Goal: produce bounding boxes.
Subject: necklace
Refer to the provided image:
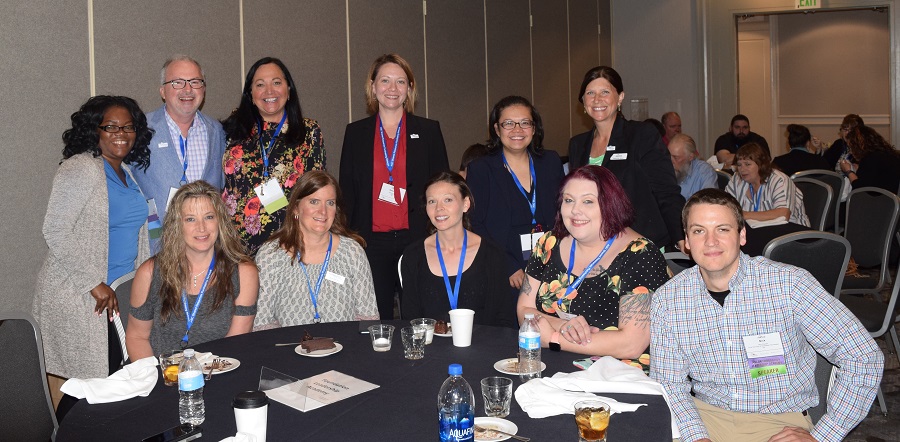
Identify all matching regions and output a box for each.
[191,270,207,288]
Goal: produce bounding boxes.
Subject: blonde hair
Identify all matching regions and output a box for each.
[365,53,417,115]
[156,181,253,323]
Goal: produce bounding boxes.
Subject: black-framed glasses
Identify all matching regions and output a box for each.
[163,78,206,89]
[98,124,136,133]
[499,119,534,130]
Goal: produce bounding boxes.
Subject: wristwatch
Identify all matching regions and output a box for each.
[549,331,561,352]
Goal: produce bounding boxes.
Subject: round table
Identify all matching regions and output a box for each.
[56,321,672,441]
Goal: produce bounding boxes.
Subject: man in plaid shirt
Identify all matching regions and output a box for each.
[650,189,883,442]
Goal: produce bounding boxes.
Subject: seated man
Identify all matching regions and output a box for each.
[668,133,717,200]
[650,189,883,442]
[714,114,770,168]
[772,124,829,176]
[662,111,682,145]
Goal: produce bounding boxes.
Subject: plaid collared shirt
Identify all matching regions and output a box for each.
[650,253,883,442]
[165,111,209,182]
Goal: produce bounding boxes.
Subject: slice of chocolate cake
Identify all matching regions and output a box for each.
[300,337,335,352]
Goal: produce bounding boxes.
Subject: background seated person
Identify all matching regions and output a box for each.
[668,133,718,200]
[516,165,669,357]
[126,181,258,360]
[401,172,515,327]
[714,114,770,168]
[840,125,900,193]
[823,114,864,171]
[254,171,378,329]
[726,143,809,227]
[772,124,829,176]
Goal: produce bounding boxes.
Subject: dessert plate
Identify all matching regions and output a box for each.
[434,325,452,337]
[474,417,519,441]
[493,358,546,375]
[295,342,344,357]
[202,357,240,375]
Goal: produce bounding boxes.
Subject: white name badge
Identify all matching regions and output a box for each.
[325,271,346,285]
[410,134,420,139]
[378,183,406,205]
[520,232,544,253]
[742,332,785,359]
[254,179,289,213]
[158,142,169,148]
[166,187,179,210]
[610,153,628,160]
[606,145,616,151]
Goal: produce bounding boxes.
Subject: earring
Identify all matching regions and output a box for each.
[294,215,299,220]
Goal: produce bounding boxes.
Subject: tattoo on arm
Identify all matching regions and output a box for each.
[519,276,532,296]
[619,289,651,329]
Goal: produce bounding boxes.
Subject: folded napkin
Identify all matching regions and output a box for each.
[745,216,787,228]
[516,356,680,438]
[218,432,259,442]
[193,351,218,365]
[60,356,158,404]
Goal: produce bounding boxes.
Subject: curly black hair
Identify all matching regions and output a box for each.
[62,95,153,171]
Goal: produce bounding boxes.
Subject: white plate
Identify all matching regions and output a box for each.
[295,342,343,357]
[474,417,518,441]
[202,357,240,375]
[434,325,452,337]
[493,358,546,376]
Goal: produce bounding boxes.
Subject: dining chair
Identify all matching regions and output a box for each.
[663,251,694,276]
[793,178,832,231]
[763,231,850,297]
[714,169,731,190]
[110,271,135,367]
[841,187,900,301]
[792,170,845,233]
[0,310,59,441]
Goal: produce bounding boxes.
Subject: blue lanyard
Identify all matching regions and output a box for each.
[298,233,333,323]
[502,153,537,226]
[435,230,467,310]
[181,256,216,348]
[560,236,616,307]
[257,113,287,179]
[749,183,764,212]
[178,135,188,185]
[378,115,402,184]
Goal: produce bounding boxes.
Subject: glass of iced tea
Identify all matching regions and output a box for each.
[574,399,610,442]
[158,350,183,386]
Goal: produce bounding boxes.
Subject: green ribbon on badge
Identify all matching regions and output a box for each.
[749,364,787,379]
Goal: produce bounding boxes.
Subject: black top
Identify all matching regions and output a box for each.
[400,236,516,328]
[568,116,685,247]
[822,138,851,170]
[713,131,770,155]
[852,150,900,192]
[772,149,830,176]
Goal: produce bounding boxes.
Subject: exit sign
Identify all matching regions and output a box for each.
[796,0,821,9]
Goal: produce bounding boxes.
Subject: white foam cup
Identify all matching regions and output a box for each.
[448,309,475,347]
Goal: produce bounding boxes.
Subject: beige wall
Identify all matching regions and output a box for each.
[0,1,611,313]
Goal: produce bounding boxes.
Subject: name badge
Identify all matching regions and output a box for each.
[254,179,289,213]
[147,199,162,240]
[606,145,616,151]
[166,187,179,211]
[378,182,406,205]
[742,332,787,378]
[325,271,346,285]
[158,142,169,148]
[410,134,420,139]
[520,232,543,261]
[610,153,628,160]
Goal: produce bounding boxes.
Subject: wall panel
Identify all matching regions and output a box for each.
[570,0,605,137]
[486,0,532,106]
[532,1,571,153]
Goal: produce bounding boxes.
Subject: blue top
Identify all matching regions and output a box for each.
[105,159,148,283]
[679,159,719,200]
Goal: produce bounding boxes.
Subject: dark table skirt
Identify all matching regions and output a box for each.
[743,222,813,257]
[56,321,672,441]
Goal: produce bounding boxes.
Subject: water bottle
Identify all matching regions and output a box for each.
[518,313,541,381]
[438,364,475,442]
[178,348,205,425]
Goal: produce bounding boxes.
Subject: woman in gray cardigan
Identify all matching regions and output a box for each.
[33,96,153,382]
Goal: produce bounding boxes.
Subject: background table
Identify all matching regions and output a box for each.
[56,321,672,441]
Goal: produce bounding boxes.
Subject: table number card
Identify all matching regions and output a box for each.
[266,370,379,412]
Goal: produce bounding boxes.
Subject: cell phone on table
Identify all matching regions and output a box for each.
[141,424,202,442]
[359,320,381,333]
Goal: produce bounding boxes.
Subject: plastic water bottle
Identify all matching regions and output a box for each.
[178,348,205,425]
[518,313,542,381]
[438,364,475,442]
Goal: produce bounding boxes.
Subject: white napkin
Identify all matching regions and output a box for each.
[218,432,258,442]
[706,155,724,169]
[515,378,644,418]
[745,216,787,228]
[193,351,218,365]
[60,356,159,404]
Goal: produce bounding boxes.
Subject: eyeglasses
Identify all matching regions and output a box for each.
[98,124,136,133]
[163,78,206,89]
[498,119,534,130]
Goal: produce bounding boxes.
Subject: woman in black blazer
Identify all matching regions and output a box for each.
[567,66,685,250]
[339,53,449,320]
[467,96,563,293]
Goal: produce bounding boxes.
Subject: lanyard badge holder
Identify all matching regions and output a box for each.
[181,256,217,348]
[298,233,333,323]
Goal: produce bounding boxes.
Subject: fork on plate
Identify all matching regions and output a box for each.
[205,358,222,380]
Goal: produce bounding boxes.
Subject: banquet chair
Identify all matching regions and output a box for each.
[763,231,850,297]
[714,169,731,190]
[809,353,836,424]
[792,170,845,233]
[0,310,59,441]
[663,251,694,276]
[110,271,135,366]
[841,187,900,301]
[793,178,832,231]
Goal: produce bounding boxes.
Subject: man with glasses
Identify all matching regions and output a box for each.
[133,55,226,252]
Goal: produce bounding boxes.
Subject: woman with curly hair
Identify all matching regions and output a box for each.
[254,171,377,329]
[33,95,154,383]
[126,181,259,360]
[840,125,900,193]
[222,57,326,256]
[516,165,669,357]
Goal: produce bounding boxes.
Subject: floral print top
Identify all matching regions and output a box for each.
[223,118,325,255]
[525,232,669,329]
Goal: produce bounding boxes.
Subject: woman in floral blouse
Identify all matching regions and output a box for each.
[516,165,669,357]
[222,57,325,255]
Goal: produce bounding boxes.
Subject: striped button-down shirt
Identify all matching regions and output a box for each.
[650,254,883,442]
[165,111,209,183]
[726,169,810,227]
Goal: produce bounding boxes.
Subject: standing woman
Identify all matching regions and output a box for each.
[126,181,259,359]
[222,57,325,256]
[34,95,152,381]
[401,172,515,328]
[339,54,449,320]
[467,96,564,292]
[568,66,685,251]
[254,171,378,329]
